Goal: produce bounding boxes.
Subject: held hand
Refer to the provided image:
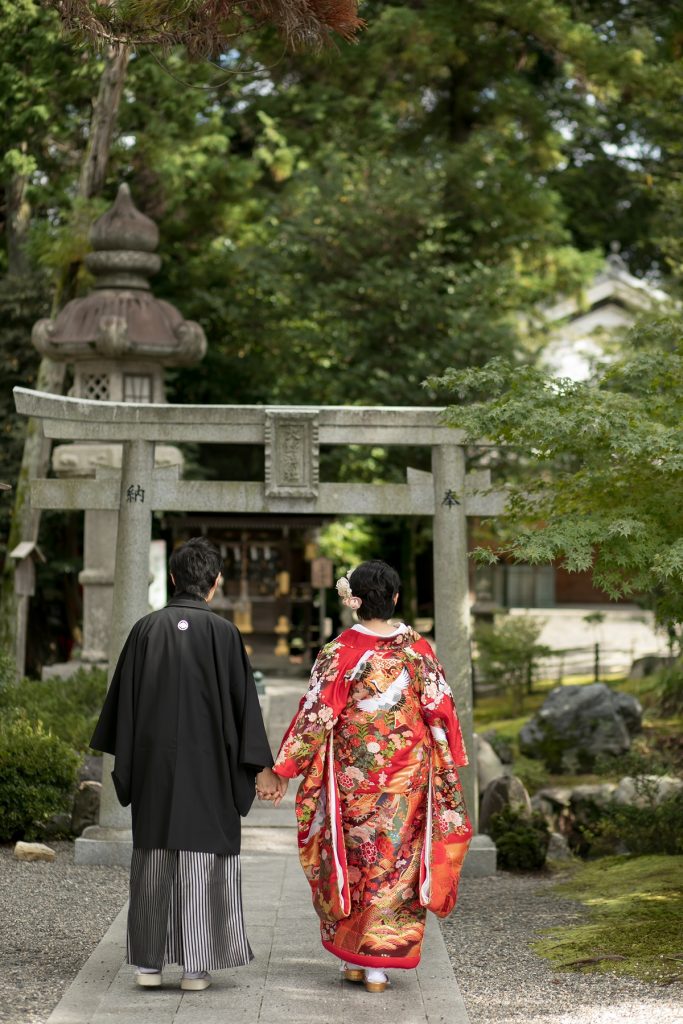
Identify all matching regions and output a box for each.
[255,767,280,801]
[271,774,288,808]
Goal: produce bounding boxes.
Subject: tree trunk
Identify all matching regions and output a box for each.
[7,144,32,278]
[57,44,130,310]
[0,45,129,675]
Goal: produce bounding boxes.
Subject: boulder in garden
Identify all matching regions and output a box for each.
[518,683,642,772]
[479,775,532,834]
[547,831,573,861]
[531,786,573,834]
[614,775,683,808]
[14,842,56,863]
[71,780,102,835]
[476,735,508,792]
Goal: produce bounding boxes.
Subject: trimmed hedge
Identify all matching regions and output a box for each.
[0,665,107,751]
[0,711,80,841]
[487,805,551,871]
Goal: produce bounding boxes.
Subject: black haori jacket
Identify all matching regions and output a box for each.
[90,593,274,855]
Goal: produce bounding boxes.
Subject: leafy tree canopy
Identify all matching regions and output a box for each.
[2,0,683,658]
[429,314,683,633]
[5,0,681,415]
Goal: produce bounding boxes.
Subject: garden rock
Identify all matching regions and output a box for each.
[547,831,573,861]
[14,842,56,862]
[518,683,642,771]
[71,780,102,835]
[480,775,532,834]
[531,786,572,834]
[570,783,617,810]
[567,783,617,854]
[612,692,643,735]
[628,654,675,680]
[614,774,683,808]
[41,813,73,840]
[482,729,514,764]
[476,735,508,791]
[78,754,103,784]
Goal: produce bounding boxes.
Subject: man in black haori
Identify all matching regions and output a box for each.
[91,537,282,991]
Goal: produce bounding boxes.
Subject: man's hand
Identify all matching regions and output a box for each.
[256,768,288,807]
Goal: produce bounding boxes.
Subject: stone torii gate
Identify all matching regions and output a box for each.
[14,386,505,874]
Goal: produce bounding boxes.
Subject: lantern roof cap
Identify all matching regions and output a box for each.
[90,182,159,254]
[31,184,206,368]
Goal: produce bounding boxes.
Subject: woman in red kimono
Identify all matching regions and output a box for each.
[272,560,471,993]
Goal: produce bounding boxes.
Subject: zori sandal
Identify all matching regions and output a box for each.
[364,968,389,993]
[341,963,365,983]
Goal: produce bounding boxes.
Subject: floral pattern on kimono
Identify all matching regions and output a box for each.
[273,627,472,969]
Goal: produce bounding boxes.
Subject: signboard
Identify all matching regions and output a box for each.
[310,556,334,589]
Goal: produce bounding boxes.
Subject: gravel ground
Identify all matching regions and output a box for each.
[442,872,683,1024]
[0,842,128,1024]
[2,841,681,1024]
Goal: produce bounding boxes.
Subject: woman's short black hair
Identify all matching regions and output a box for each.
[348,560,401,621]
[169,537,223,598]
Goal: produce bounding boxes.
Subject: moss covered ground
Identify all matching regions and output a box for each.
[533,855,683,984]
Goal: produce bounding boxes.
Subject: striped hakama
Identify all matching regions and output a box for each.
[127,849,253,972]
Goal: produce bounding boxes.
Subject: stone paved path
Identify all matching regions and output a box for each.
[46,677,471,1024]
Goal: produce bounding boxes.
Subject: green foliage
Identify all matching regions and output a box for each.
[657,660,683,717]
[594,741,678,781]
[588,791,683,858]
[487,805,550,871]
[534,855,683,983]
[0,275,49,556]
[0,666,108,751]
[0,711,79,841]
[0,0,103,276]
[475,615,551,714]
[432,315,683,631]
[0,646,15,691]
[47,0,362,55]
[3,0,683,662]
[511,755,550,795]
[318,517,378,575]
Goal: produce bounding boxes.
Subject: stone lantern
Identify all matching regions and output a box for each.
[32,184,206,668]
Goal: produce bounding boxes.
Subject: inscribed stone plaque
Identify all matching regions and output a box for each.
[265,410,319,498]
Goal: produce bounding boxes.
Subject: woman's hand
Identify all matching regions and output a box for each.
[256,768,288,807]
[272,774,288,807]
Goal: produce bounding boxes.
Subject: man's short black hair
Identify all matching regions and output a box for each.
[348,560,401,621]
[169,537,223,598]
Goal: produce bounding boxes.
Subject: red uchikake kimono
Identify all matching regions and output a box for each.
[273,626,472,970]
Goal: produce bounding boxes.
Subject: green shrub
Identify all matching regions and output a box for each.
[0,666,107,751]
[475,616,551,714]
[512,755,549,795]
[657,661,683,717]
[0,711,80,841]
[594,744,677,780]
[0,646,15,692]
[587,791,683,857]
[487,805,550,871]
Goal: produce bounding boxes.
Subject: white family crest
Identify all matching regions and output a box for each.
[177,619,189,631]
